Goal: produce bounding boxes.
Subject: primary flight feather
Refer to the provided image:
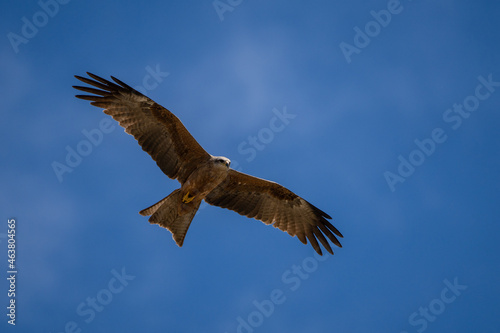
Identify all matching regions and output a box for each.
[73,73,343,255]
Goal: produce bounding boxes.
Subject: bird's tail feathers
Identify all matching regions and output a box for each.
[139,194,171,216]
[139,189,200,247]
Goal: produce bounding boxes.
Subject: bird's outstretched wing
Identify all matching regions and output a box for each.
[73,73,210,183]
[205,170,343,255]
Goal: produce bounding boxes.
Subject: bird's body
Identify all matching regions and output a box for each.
[74,73,343,255]
[177,156,230,215]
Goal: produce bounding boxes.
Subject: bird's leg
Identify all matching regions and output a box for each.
[182,191,195,203]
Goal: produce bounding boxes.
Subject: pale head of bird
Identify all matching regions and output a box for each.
[212,156,231,169]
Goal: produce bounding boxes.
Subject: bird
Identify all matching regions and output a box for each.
[73,72,343,255]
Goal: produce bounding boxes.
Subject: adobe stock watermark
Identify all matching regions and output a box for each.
[52,64,169,183]
[198,106,295,212]
[52,118,116,183]
[133,64,170,95]
[231,106,296,171]
[213,0,244,21]
[50,267,135,333]
[224,252,331,333]
[339,0,408,64]
[7,0,72,54]
[400,277,467,333]
[384,73,500,192]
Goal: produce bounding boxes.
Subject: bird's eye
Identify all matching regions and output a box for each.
[215,158,229,167]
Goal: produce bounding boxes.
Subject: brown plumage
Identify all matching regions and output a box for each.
[73,72,343,255]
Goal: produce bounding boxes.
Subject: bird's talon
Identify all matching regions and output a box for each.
[182,192,194,203]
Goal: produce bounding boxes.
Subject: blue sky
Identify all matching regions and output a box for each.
[1,0,500,332]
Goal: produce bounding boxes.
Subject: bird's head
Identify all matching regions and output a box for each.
[212,156,231,169]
